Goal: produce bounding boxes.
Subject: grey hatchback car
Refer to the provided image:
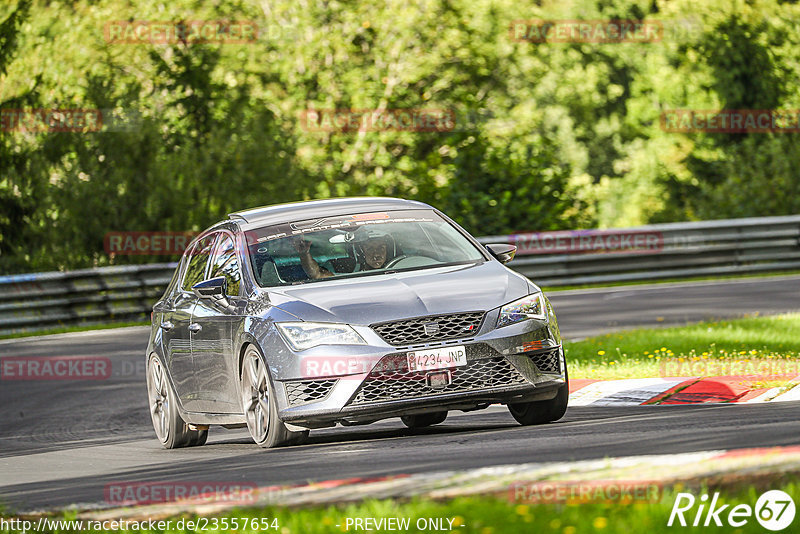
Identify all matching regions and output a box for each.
[146,197,568,448]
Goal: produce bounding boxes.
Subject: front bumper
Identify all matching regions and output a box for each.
[272,317,566,428]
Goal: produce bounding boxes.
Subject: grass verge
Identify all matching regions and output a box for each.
[4,481,799,533]
[565,312,800,381]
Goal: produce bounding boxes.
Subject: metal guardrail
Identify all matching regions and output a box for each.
[1,215,799,336]
[0,264,177,336]
[477,215,800,286]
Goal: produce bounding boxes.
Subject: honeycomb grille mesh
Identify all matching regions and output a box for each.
[348,357,528,405]
[371,312,485,346]
[528,349,561,374]
[285,379,338,406]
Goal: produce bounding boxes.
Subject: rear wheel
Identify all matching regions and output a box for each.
[146,355,207,448]
[401,411,448,428]
[240,346,309,448]
[508,368,569,426]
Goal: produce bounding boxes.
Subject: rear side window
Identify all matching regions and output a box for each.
[182,234,217,291]
[209,235,241,296]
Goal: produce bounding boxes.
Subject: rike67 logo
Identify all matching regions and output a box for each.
[668,490,795,531]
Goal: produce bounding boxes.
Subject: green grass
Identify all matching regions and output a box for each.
[0,321,149,340]
[5,481,800,533]
[565,313,800,380]
[542,269,800,293]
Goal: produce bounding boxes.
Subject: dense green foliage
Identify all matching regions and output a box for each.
[1,0,798,273]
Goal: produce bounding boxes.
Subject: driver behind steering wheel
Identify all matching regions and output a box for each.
[295,227,396,280]
[351,228,397,271]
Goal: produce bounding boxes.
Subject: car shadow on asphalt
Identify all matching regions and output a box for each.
[206,420,522,448]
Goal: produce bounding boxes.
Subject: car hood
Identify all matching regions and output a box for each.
[265,261,531,325]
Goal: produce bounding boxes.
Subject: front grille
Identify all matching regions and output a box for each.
[348,356,529,406]
[371,312,485,346]
[284,379,338,406]
[529,348,561,374]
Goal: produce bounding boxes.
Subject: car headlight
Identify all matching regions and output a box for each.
[276,322,366,351]
[497,292,547,328]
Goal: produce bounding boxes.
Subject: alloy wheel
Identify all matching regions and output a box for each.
[147,356,170,443]
[242,350,270,443]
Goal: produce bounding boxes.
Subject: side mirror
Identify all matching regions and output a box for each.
[485,243,517,264]
[192,276,228,300]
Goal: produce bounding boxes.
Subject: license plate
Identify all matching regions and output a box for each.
[407,346,467,372]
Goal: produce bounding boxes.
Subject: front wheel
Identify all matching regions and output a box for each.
[240,346,309,448]
[146,355,207,448]
[508,367,569,426]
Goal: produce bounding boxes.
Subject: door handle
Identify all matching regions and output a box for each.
[160,321,174,331]
[188,323,202,333]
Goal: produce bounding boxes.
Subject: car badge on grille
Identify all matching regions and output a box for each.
[423,322,440,335]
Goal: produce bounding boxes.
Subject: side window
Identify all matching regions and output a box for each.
[209,235,242,296]
[182,234,217,291]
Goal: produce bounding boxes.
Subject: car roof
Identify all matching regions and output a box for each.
[228,197,433,226]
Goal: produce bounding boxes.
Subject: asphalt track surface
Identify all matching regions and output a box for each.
[1,275,799,512]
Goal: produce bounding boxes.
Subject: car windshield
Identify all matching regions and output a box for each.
[246,209,485,287]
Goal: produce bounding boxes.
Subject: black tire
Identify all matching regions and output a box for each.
[240,346,309,448]
[508,368,569,426]
[401,411,448,428]
[188,430,209,447]
[146,355,206,449]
